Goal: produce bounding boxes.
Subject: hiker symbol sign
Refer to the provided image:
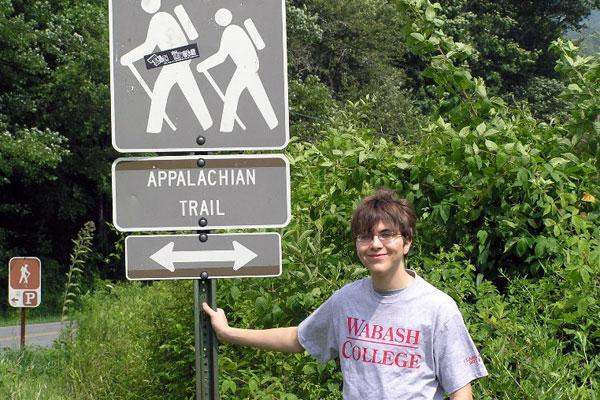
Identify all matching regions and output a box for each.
[109,0,288,152]
[8,257,41,308]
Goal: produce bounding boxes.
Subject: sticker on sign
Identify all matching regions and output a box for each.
[112,154,291,232]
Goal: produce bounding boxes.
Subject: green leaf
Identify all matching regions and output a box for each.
[496,152,507,168]
[553,225,561,237]
[248,379,259,392]
[476,84,487,98]
[535,238,546,257]
[477,230,488,246]
[410,32,425,42]
[302,364,316,375]
[516,237,529,256]
[439,203,449,223]
[451,137,461,151]
[397,161,410,169]
[222,379,237,394]
[484,140,498,152]
[476,122,486,135]
[255,296,268,311]
[549,157,568,167]
[425,6,436,21]
[359,151,368,163]
[428,36,440,45]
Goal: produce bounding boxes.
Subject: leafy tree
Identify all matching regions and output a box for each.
[287,0,424,138]
[436,0,600,102]
[0,0,114,306]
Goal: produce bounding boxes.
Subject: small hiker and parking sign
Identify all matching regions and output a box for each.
[8,257,42,308]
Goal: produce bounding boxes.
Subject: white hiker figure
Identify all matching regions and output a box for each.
[19,264,30,284]
[197,8,278,133]
[120,0,212,133]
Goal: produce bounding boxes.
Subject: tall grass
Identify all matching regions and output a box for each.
[61,221,95,326]
[0,348,70,399]
[61,281,195,400]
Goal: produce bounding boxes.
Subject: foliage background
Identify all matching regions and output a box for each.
[0,0,598,399]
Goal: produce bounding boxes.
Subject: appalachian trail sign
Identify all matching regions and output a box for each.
[111,154,291,232]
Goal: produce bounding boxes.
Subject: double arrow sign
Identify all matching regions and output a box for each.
[126,233,281,280]
[150,240,257,272]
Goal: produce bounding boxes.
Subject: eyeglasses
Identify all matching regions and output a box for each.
[356,230,402,245]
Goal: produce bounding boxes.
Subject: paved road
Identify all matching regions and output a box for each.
[0,321,70,349]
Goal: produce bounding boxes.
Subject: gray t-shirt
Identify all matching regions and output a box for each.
[297,271,488,399]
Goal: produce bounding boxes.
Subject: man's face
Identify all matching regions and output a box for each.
[355,220,412,276]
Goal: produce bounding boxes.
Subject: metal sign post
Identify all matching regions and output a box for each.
[194,277,218,399]
[20,308,27,349]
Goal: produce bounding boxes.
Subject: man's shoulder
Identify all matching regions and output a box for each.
[414,275,460,313]
[224,24,246,36]
[339,277,368,292]
[329,278,368,301]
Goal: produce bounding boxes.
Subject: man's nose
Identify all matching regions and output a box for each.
[370,235,383,247]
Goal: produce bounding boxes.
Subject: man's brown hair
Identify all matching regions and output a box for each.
[351,188,416,242]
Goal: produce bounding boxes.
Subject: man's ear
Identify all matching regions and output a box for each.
[403,239,412,256]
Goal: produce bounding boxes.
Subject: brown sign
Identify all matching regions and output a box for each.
[8,257,41,308]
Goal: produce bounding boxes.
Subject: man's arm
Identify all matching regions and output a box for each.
[450,383,472,400]
[202,302,304,353]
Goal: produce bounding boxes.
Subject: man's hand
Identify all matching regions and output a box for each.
[202,302,230,341]
[450,383,472,400]
[201,302,303,353]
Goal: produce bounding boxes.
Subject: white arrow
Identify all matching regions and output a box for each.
[149,241,258,272]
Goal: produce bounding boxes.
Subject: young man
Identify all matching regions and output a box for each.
[203,188,488,399]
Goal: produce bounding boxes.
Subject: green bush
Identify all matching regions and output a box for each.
[62,90,598,397]
[62,281,195,400]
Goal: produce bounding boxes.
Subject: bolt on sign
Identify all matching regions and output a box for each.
[125,233,281,280]
[109,0,288,152]
[8,257,42,308]
[112,154,290,232]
